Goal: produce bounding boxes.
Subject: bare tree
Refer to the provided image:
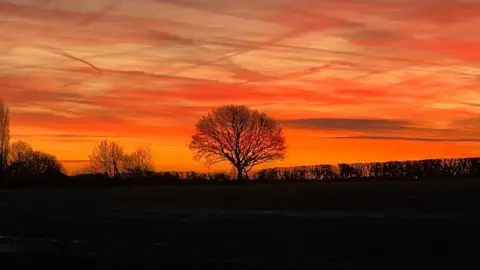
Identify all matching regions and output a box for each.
[89,140,125,178]
[124,145,154,176]
[0,101,10,186]
[190,105,286,180]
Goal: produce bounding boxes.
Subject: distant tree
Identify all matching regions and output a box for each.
[23,151,63,177]
[89,140,125,178]
[207,172,231,182]
[124,145,154,176]
[338,163,353,179]
[9,141,34,164]
[0,101,10,186]
[190,105,286,180]
[256,168,279,181]
[7,141,64,181]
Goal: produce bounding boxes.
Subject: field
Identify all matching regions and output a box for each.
[1,180,480,269]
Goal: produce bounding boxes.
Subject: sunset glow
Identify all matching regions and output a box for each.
[1,0,480,172]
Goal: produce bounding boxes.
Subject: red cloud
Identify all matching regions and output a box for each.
[2,0,480,166]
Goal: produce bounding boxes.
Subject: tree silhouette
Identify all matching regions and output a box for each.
[124,145,154,176]
[7,141,64,181]
[9,141,33,164]
[89,140,125,178]
[20,151,63,177]
[190,105,286,180]
[0,101,10,186]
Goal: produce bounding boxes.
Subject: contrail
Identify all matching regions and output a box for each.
[40,46,103,74]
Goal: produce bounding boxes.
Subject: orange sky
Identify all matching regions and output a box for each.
[1,0,480,173]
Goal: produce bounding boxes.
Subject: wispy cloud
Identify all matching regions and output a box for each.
[281,118,414,133]
[329,136,480,143]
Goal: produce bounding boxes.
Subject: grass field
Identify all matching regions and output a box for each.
[1,180,480,269]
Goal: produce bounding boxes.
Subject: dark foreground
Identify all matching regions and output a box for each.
[1,180,480,269]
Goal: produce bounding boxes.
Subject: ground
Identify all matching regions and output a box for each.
[1,180,480,269]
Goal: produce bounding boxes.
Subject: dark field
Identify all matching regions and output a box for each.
[1,180,480,269]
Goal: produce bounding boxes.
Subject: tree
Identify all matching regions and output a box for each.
[89,140,125,178]
[0,101,10,186]
[9,141,34,164]
[124,145,154,176]
[7,141,64,181]
[190,105,286,180]
[21,151,63,177]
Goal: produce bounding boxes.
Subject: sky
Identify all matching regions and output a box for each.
[1,0,480,173]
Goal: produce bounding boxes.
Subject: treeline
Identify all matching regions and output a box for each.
[2,100,480,188]
[1,139,159,188]
[256,158,480,181]
[5,157,480,188]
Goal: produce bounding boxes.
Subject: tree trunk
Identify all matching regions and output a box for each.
[244,169,249,180]
[0,154,4,187]
[237,166,243,181]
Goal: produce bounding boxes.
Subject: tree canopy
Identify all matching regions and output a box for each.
[89,140,154,178]
[190,105,286,180]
